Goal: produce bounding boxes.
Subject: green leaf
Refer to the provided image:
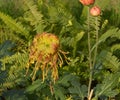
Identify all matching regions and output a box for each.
[69,81,87,100]
[75,31,85,42]
[97,50,120,72]
[23,0,44,33]
[58,74,76,86]
[25,79,43,93]
[94,72,120,98]
[0,12,29,38]
[54,84,66,100]
[91,28,120,52]
[0,40,15,58]
[111,44,120,52]
[2,89,27,100]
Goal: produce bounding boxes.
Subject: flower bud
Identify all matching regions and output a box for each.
[90,6,101,16]
[79,0,95,6]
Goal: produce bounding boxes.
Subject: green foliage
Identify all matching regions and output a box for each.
[0,0,23,18]
[97,50,120,72]
[91,28,120,52]
[23,0,45,33]
[0,40,15,58]
[0,40,28,95]
[69,81,88,100]
[0,0,120,100]
[94,72,120,99]
[0,12,29,38]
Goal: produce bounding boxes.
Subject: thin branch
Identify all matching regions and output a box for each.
[93,17,99,67]
[87,7,93,98]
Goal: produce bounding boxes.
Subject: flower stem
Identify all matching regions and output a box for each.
[93,17,99,67]
[87,7,93,99]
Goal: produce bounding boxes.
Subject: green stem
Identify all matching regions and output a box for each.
[93,17,99,67]
[59,26,65,39]
[73,42,77,58]
[87,7,93,99]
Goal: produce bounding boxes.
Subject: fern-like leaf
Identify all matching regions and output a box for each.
[0,11,29,38]
[91,28,120,52]
[23,0,44,33]
[94,72,120,98]
[111,44,120,52]
[0,52,28,71]
[98,50,120,72]
[0,74,16,91]
[0,51,28,93]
